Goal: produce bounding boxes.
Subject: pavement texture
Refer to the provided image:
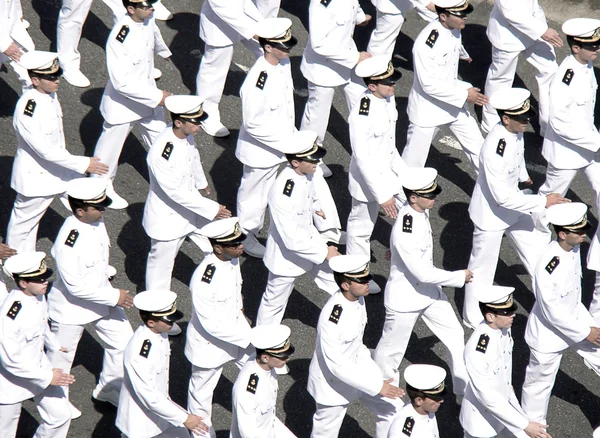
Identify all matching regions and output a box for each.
[1,0,599,436]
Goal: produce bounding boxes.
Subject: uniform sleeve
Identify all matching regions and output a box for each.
[44,323,62,353]
[0,0,12,52]
[496,0,548,41]
[152,19,172,58]
[207,0,259,41]
[191,149,209,190]
[233,389,262,438]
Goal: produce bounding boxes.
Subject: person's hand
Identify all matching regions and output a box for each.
[86,157,109,175]
[117,289,134,308]
[326,246,340,260]
[462,57,473,63]
[184,414,210,435]
[215,205,232,219]
[385,248,392,261]
[524,422,551,438]
[521,178,533,186]
[201,186,211,196]
[50,369,75,386]
[357,14,372,27]
[466,87,488,106]
[541,28,563,48]
[357,51,372,65]
[379,379,405,399]
[59,347,69,353]
[545,193,570,208]
[586,327,600,346]
[381,198,398,219]
[3,43,23,62]
[464,269,474,283]
[315,210,327,220]
[158,90,173,106]
[0,243,17,260]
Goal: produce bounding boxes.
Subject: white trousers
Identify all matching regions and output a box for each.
[538,162,600,207]
[401,110,483,174]
[93,108,166,181]
[591,271,600,322]
[300,79,366,147]
[237,164,280,236]
[47,307,133,396]
[463,217,550,327]
[252,0,280,18]
[373,299,468,396]
[0,386,71,438]
[521,343,600,424]
[6,193,55,252]
[481,42,557,135]
[256,268,338,326]
[345,198,381,257]
[366,10,405,60]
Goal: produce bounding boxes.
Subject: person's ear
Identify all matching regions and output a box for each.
[501,114,511,126]
[146,319,156,329]
[290,159,301,168]
[126,5,136,14]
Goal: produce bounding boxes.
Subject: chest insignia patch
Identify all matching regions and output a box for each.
[201,264,216,284]
[562,69,574,86]
[545,256,560,274]
[402,416,414,436]
[140,339,151,358]
[496,138,506,157]
[402,214,413,233]
[329,304,343,324]
[320,0,331,6]
[425,29,439,48]
[162,142,174,160]
[116,25,130,43]
[247,373,259,394]
[65,229,79,247]
[6,301,22,320]
[256,71,268,90]
[24,99,36,117]
[359,96,370,116]
[476,333,489,354]
[283,179,295,197]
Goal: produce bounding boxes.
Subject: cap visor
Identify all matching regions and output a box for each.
[379,70,402,85]
[454,3,474,16]
[301,146,327,162]
[185,112,209,124]
[162,309,184,323]
[222,232,247,246]
[273,36,298,51]
[93,196,113,209]
[350,273,373,284]
[27,268,54,282]
[510,108,536,123]
[270,343,295,358]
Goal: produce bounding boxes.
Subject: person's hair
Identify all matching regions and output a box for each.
[403,187,417,201]
[170,113,187,125]
[255,348,271,360]
[28,71,48,81]
[553,224,570,237]
[123,0,136,9]
[566,36,582,51]
[140,311,162,325]
[406,387,426,403]
[68,197,91,214]
[478,303,496,320]
[333,273,351,289]
[258,38,273,51]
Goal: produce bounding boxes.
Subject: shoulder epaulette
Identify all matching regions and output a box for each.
[247,373,259,394]
[201,264,216,284]
[140,339,151,358]
[425,29,439,48]
[402,416,415,436]
[562,69,574,86]
[496,138,506,157]
[256,71,268,90]
[283,179,294,197]
[358,96,370,116]
[24,99,36,117]
[6,301,22,320]
[329,304,342,324]
[65,230,79,247]
[402,214,413,233]
[476,333,489,354]
[161,142,173,160]
[116,25,130,43]
[545,256,559,274]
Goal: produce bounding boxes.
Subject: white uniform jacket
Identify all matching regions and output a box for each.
[487,0,548,52]
[11,88,89,197]
[388,402,439,438]
[542,55,600,170]
[308,291,383,406]
[0,0,31,52]
[587,192,600,272]
[384,203,465,313]
[300,0,366,87]
[460,322,529,438]
[264,166,328,277]
[0,290,61,404]
[526,240,593,353]
[236,56,295,168]
[408,19,471,128]
[371,0,429,15]
[143,126,218,241]
[48,215,120,325]
[348,90,405,204]
[469,123,545,232]
[231,358,279,438]
[199,0,261,48]
[185,253,251,369]
[100,14,171,125]
[116,325,188,438]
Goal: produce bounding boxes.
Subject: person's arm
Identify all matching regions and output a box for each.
[207,0,259,40]
[152,19,172,58]
[191,148,209,190]
[496,0,548,41]
[0,0,13,52]
[233,390,262,438]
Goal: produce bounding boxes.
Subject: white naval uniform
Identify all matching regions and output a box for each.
[0,0,35,87]
[402,19,482,171]
[230,358,296,438]
[196,0,262,126]
[92,13,172,183]
[256,165,337,326]
[387,402,439,438]
[346,89,405,257]
[463,123,548,327]
[587,192,600,321]
[116,325,190,438]
[47,215,134,398]
[460,322,529,438]
[373,202,468,394]
[143,125,219,290]
[6,88,89,253]
[481,0,557,134]
[308,291,400,438]
[0,290,71,438]
[521,240,600,423]
[300,0,367,146]
[236,55,295,238]
[252,0,279,18]
[185,253,252,438]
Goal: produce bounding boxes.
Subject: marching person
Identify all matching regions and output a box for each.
[522,203,600,424]
[0,0,35,88]
[143,95,231,300]
[401,0,486,171]
[463,88,567,328]
[256,130,341,327]
[373,167,470,402]
[346,55,405,294]
[6,50,108,253]
[91,0,173,209]
[460,286,551,438]
[481,0,562,134]
[230,324,297,438]
[116,290,210,438]
[47,178,134,413]
[185,218,253,438]
[387,364,446,438]
[0,252,74,438]
[235,17,298,259]
[308,255,404,438]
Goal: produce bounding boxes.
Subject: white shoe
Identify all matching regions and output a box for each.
[62,69,91,88]
[106,180,129,210]
[92,386,120,407]
[69,402,82,419]
[200,119,230,137]
[152,1,173,20]
[368,279,381,295]
[243,234,265,259]
[319,162,332,178]
[153,68,162,80]
[584,358,600,377]
[167,323,182,336]
[275,364,289,375]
